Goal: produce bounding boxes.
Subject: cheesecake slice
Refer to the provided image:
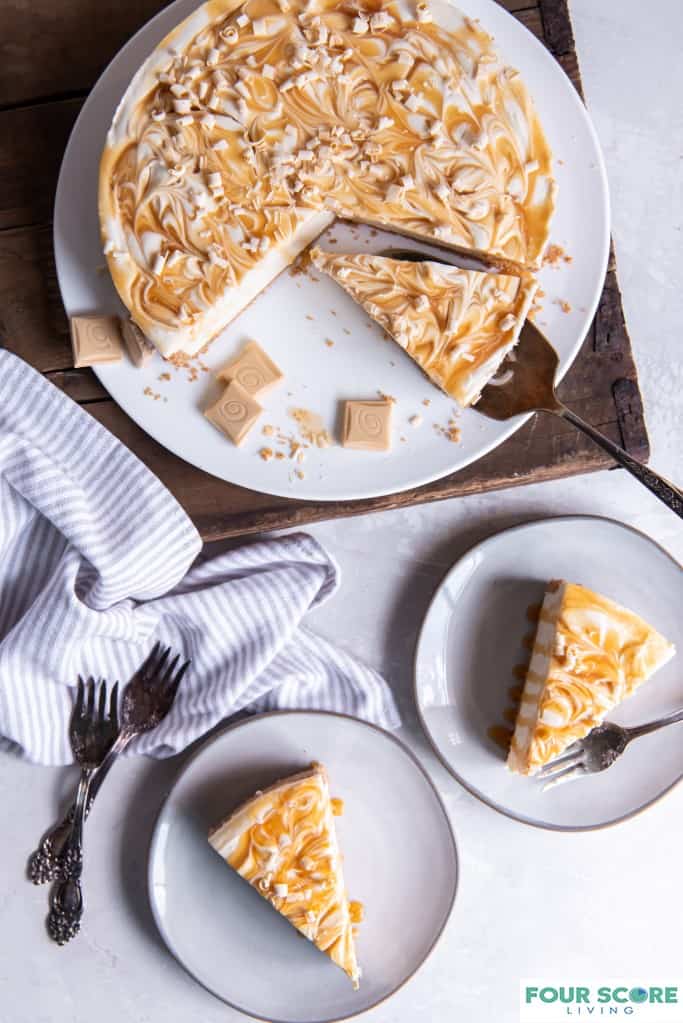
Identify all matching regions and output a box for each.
[208,763,361,988]
[508,580,676,775]
[311,249,537,407]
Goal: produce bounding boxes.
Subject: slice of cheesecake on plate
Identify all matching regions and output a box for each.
[311,249,537,407]
[507,580,676,775]
[208,762,361,988]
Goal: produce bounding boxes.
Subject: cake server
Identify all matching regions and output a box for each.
[380,248,683,518]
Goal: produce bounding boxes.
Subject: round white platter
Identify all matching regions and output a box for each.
[54,0,610,501]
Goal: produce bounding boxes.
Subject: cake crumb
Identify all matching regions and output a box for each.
[305,314,315,321]
[555,298,572,314]
[275,451,285,460]
[158,372,171,382]
[378,391,396,404]
[543,244,572,267]
[260,447,274,461]
[422,398,431,407]
[295,469,305,480]
[342,328,351,336]
[262,424,275,436]
[143,386,162,400]
[324,338,335,347]
[409,414,423,427]
[289,407,333,448]
[434,417,461,443]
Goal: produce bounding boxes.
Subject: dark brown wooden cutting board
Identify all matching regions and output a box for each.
[0,0,648,540]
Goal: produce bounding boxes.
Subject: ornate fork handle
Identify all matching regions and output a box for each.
[624,707,683,742]
[47,771,92,945]
[28,732,132,884]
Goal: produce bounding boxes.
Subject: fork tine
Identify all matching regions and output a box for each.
[75,677,85,718]
[541,763,587,791]
[86,677,96,719]
[161,653,181,687]
[151,646,172,682]
[167,659,190,700]
[110,681,120,727]
[141,641,163,676]
[97,679,107,722]
[538,754,584,782]
[537,748,584,778]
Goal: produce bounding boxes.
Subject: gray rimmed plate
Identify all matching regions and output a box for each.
[415,516,683,831]
[148,711,458,1022]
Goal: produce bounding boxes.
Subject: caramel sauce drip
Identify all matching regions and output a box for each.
[486,606,540,754]
[349,900,364,924]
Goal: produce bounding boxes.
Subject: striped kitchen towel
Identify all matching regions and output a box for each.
[0,351,399,764]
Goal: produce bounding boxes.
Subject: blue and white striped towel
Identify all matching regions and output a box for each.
[0,351,399,764]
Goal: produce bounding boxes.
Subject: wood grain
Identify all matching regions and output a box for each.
[0,0,651,540]
[0,0,172,107]
[0,100,82,230]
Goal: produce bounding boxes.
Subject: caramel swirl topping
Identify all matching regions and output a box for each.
[312,249,536,406]
[100,0,555,356]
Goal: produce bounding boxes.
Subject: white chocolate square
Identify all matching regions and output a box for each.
[120,318,156,367]
[216,340,283,397]
[70,315,123,368]
[205,379,262,445]
[342,400,392,451]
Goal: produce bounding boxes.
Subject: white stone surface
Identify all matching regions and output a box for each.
[2,3,681,1021]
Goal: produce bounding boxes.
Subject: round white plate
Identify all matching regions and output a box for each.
[54,0,609,501]
[415,517,683,831]
[148,711,458,1022]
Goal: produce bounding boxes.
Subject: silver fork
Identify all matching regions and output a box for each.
[30,643,189,885]
[47,677,119,945]
[538,708,683,788]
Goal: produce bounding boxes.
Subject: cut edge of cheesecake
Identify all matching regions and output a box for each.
[208,762,361,989]
[311,248,537,407]
[507,580,676,775]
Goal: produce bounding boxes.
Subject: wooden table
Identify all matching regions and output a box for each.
[0,0,648,539]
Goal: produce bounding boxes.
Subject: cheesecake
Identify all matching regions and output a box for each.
[208,763,361,987]
[508,580,676,775]
[99,0,555,357]
[312,248,537,406]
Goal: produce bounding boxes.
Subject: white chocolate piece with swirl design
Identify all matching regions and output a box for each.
[507,580,676,776]
[342,399,393,450]
[70,315,123,367]
[120,317,156,366]
[312,249,536,407]
[208,763,361,988]
[216,339,283,396]
[99,0,555,358]
[204,378,263,444]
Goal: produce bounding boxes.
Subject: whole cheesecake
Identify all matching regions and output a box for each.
[99,0,556,357]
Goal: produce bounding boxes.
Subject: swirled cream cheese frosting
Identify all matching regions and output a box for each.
[208,763,361,987]
[99,0,555,357]
[312,248,536,406]
[508,581,676,776]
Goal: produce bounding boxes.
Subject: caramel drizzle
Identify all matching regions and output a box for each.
[104,0,555,344]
